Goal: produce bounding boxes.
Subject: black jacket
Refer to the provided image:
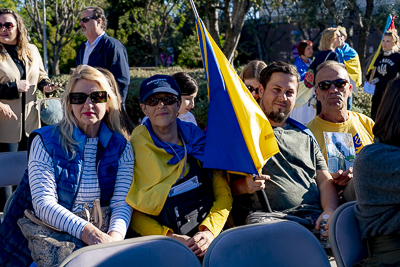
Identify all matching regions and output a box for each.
[76,33,130,103]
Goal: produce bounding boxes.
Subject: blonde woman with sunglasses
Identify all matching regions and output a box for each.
[0,65,134,266]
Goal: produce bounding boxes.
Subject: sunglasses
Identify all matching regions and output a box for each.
[317,79,348,90]
[144,96,178,106]
[247,85,259,94]
[69,91,107,105]
[80,17,96,23]
[0,22,14,30]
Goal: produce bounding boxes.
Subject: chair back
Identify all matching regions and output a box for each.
[59,235,201,267]
[203,220,330,267]
[0,151,27,187]
[329,201,367,267]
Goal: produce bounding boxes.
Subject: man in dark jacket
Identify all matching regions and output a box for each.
[76,6,130,104]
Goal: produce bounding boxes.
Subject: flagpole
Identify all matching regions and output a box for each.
[189,0,200,19]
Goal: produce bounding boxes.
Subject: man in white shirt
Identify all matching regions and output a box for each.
[76,6,130,104]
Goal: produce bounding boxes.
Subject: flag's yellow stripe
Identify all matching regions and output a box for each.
[196,19,211,98]
[345,55,362,87]
[368,43,382,73]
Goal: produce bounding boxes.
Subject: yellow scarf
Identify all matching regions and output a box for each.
[125,125,185,215]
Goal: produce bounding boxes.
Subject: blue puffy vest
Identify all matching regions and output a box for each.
[0,122,127,266]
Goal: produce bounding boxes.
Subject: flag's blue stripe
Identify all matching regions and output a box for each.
[382,15,393,41]
[197,18,258,174]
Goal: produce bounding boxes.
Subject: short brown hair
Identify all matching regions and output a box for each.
[259,61,300,89]
[373,76,400,147]
[84,6,107,31]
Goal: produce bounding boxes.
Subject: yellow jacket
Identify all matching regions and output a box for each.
[126,125,232,237]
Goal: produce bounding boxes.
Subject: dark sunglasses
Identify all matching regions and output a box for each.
[80,17,96,23]
[247,85,259,94]
[317,79,348,90]
[144,96,178,106]
[69,91,107,104]
[0,22,14,30]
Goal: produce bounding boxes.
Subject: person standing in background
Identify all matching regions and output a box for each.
[0,8,57,207]
[367,29,400,120]
[76,6,130,105]
[304,28,343,114]
[294,40,314,80]
[291,40,316,125]
[335,26,362,112]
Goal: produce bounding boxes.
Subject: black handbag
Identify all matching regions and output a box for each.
[155,156,214,236]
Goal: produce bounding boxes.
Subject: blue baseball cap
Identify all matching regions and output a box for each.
[140,75,181,103]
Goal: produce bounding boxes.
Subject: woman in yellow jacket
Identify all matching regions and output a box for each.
[0,9,57,152]
[126,75,232,257]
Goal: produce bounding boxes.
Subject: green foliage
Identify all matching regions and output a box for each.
[0,0,16,9]
[177,33,203,68]
[127,0,186,66]
[353,90,372,117]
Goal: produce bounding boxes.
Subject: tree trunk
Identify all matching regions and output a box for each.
[357,0,374,71]
[223,0,251,63]
[204,0,220,47]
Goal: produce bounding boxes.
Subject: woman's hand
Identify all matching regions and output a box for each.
[43,82,62,93]
[187,229,215,257]
[167,232,191,246]
[16,80,30,93]
[0,102,17,120]
[81,223,117,245]
[108,231,123,242]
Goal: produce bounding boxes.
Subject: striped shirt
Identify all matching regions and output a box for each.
[29,135,134,239]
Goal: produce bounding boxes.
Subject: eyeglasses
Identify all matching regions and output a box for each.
[144,96,178,106]
[246,85,259,94]
[0,22,14,30]
[317,79,348,90]
[80,17,96,23]
[69,91,107,104]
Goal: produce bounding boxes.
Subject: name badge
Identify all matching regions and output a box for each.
[169,176,200,197]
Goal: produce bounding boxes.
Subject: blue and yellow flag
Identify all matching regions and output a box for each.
[190,1,279,175]
[338,43,362,87]
[368,15,395,73]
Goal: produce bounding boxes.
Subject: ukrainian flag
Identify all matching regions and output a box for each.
[368,15,395,73]
[190,1,279,175]
[341,45,363,87]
